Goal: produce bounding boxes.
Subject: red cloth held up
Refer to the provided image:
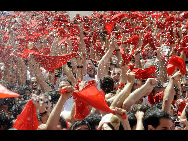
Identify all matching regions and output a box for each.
[13,99,39,130]
[31,52,78,73]
[71,80,115,120]
[130,66,157,80]
[0,84,20,98]
[167,55,186,76]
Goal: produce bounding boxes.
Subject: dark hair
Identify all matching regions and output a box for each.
[69,120,91,130]
[131,104,150,114]
[0,112,13,130]
[152,83,164,94]
[143,107,172,130]
[153,101,163,110]
[44,90,60,105]
[127,111,137,130]
[86,57,96,67]
[59,116,67,129]
[18,84,32,95]
[84,114,102,130]
[185,105,188,120]
[100,75,114,94]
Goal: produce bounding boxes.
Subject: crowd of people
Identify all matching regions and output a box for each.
[0,11,188,130]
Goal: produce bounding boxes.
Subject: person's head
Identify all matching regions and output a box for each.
[100,75,114,94]
[86,58,96,78]
[131,79,143,92]
[69,120,91,130]
[84,114,102,130]
[185,105,188,120]
[127,111,137,130]
[143,108,173,130]
[97,114,120,130]
[30,77,39,90]
[18,84,32,100]
[181,77,188,98]
[152,83,165,96]
[0,111,13,130]
[111,68,121,83]
[56,116,68,130]
[131,104,150,114]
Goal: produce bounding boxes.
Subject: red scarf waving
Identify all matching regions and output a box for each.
[130,66,157,80]
[60,80,115,120]
[31,52,78,73]
[13,99,39,130]
[167,55,186,76]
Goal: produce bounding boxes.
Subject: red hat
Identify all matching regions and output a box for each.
[0,84,20,98]
[31,52,78,73]
[66,80,115,120]
[167,55,186,76]
[13,99,39,130]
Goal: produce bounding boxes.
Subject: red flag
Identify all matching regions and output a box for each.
[0,84,20,98]
[167,55,186,76]
[31,52,78,73]
[13,99,39,130]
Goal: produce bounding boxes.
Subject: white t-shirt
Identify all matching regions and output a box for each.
[83,74,101,91]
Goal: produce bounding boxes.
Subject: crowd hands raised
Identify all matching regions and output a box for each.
[0,11,188,130]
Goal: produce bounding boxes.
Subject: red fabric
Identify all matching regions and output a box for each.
[167,55,186,76]
[72,80,115,120]
[105,13,128,35]
[119,47,133,65]
[0,84,20,98]
[21,48,39,60]
[178,100,186,116]
[148,92,155,104]
[40,47,50,55]
[59,88,67,94]
[130,66,156,80]
[32,52,78,73]
[116,83,125,91]
[13,99,39,130]
[148,91,176,105]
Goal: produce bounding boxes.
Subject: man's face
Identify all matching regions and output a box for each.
[111,68,121,83]
[30,77,39,90]
[181,79,188,97]
[148,118,173,130]
[86,60,95,77]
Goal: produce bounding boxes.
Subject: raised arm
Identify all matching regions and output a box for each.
[122,78,158,111]
[46,86,74,130]
[110,70,135,109]
[28,54,52,93]
[162,71,183,113]
[97,40,115,81]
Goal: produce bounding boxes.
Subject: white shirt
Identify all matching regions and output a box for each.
[83,74,101,91]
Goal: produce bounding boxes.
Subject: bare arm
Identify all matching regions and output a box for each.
[46,86,74,130]
[162,71,183,113]
[97,41,115,81]
[122,78,158,111]
[28,54,52,93]
[110,70,135,109]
